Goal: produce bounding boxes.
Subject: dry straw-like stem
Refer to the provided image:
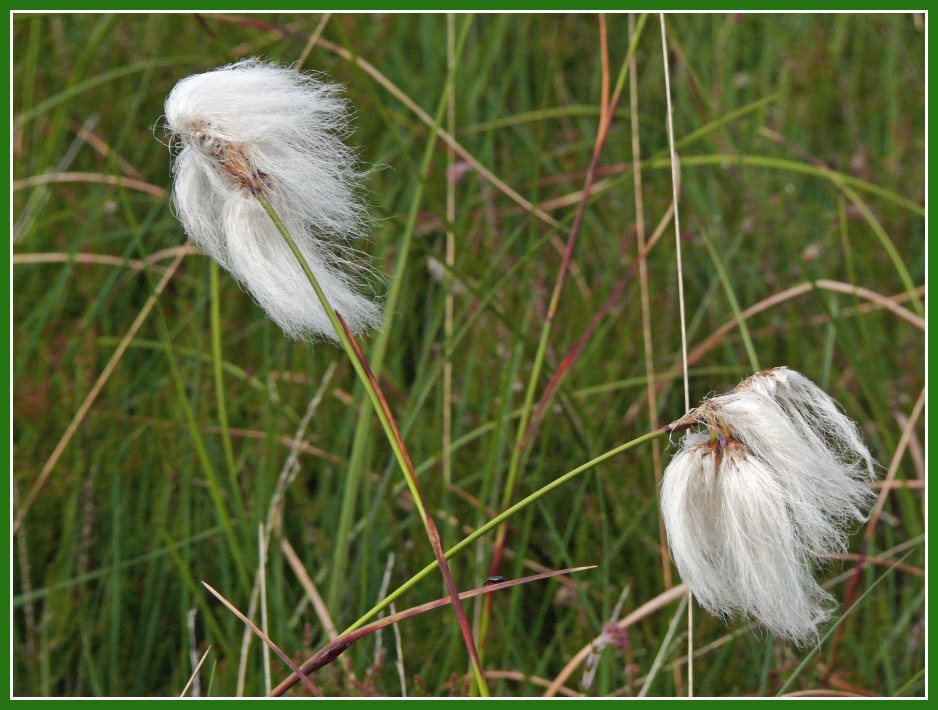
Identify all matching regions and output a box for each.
[622,280,923,431]
[13,171,166,197]
[179,645,213,698]
[658,12,695,693]
[202,581,322,697]
[271,567,594,696]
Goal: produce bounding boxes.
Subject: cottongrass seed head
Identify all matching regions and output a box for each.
[661,367,877,645]
[163,58,382,341]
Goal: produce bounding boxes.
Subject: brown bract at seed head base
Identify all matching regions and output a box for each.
[185,124,270,197]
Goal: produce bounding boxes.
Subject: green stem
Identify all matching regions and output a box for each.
[256,192,489,697]
[344,427,669,633]
[646,154,924,217]
[209,260,245,519]
[832,180,924,317]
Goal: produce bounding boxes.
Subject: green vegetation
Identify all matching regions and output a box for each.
[12,12,924,697]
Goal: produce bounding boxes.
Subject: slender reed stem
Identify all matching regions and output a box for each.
[630,11,677,692]
[659,12,693,696]
[629,13,666,567]
[699,228,760,372]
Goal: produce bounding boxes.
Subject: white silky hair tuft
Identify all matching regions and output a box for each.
[661,368,877,645]
[164,58,382,341]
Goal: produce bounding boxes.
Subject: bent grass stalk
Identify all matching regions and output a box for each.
[272,566,594,696]
[255,193,489,697]
[343,428,668,636]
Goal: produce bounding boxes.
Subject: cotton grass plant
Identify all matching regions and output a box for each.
[164,57,490,696]
[662,368,878,645]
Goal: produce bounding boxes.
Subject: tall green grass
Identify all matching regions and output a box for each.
[12,12,925,697]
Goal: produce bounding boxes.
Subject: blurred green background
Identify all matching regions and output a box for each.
[12,12,925,697]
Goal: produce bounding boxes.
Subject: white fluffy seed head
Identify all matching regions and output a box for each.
[661,368,877,645]
[163,58,382,341]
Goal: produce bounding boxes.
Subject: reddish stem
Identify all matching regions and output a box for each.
[336,312,486,693]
